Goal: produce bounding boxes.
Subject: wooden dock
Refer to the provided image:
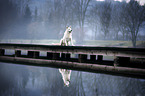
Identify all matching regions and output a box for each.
[0,43,145,79]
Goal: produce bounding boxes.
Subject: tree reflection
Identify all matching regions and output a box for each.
[0,63,145,96]
[0,63,29,96]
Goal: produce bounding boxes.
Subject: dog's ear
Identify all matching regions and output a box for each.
[66,26,68,28]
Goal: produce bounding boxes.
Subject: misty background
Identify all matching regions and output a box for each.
[0,0,145,47]
[0,0,145,95]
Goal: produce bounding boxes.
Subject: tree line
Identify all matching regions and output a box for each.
[0,0,145,47]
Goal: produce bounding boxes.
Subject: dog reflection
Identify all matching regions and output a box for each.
[59,69,71,87]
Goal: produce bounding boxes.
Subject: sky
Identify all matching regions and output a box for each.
[96,0,145,5]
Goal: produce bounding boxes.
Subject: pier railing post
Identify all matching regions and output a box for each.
[28,51,39,58]
[97,55,103,61]
[53,53,60,60]
[47,52,53,59]
[114,56,130,67]
[114,56,119,67]
[61,53,71,60]
[66,53,71,60]
[15,50,21,57]
[90,55,96,62]
[33,51,39,58]
[0,49,5,56]
[28,51,34,58]
[78,54,87,63]
[61,53,66,60]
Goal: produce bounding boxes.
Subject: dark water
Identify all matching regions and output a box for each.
[0,62,145,96]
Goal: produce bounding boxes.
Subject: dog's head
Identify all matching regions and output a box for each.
[66,26,72,33]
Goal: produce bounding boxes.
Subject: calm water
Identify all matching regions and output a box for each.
[0,62,145,96]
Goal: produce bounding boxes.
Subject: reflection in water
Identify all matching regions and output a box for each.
[0,62,145,96]
[59,69,71,87]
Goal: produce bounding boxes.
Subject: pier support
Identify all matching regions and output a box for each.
[61,53,66,60]
[47,52,60,60]
[90,55,96,62]
[53,53,60,60]
[66,53,71,59]
[15,50,21,57]
[0,49,5,56]
[34,51,39,58]
[28,51,39,58]
[114,56,130,67]
[47,52,53,59]
[78,54,87,63]
[61,53,71,60]
[97,55,103,61]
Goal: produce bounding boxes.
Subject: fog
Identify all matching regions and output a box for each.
[0,0,145,95]
[0,0,145,47]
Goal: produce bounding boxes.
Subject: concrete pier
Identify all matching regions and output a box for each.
[0,43,145,79]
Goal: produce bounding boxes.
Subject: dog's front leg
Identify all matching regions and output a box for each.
[66,41,69,46]
[70,37,74,46]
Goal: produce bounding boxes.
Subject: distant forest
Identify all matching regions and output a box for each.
[0,0,145,47]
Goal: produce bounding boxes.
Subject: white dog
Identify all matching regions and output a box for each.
[59,69,71,87]
[59,26,73,87]
[60,26,74,46]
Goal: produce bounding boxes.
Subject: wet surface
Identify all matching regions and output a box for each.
[0,62,145,96]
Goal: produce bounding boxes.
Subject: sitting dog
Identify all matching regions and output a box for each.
[60,26,74,46]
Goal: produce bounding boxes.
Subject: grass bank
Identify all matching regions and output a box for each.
[0,39,145,47]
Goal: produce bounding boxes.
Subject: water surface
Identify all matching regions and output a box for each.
[0,62,145,96]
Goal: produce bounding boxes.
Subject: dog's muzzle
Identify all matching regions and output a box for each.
[69,30,72,33]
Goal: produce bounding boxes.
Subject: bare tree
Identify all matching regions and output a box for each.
[110,2,122,40]
[75,0,91,43]
[60,0,75,27]
[10,0,30,16]
[99,0,112,39]
[75,72,86,96]
[119,1,130,40]
[122,0,145,47]
[87,2,100,40]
